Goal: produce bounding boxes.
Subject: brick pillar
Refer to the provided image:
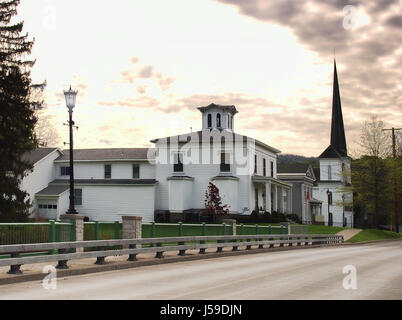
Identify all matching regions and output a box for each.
[59,214,85,252]
[122,216,142,248]
[223,219,237,235]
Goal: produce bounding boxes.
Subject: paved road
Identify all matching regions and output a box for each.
[0,240,401,300]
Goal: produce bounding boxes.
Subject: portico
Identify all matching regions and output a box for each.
[252,175,292,214]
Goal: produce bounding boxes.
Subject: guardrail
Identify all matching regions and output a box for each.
[0,234,343,275]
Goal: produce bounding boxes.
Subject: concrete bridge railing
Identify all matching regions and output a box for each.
[0,233,344,275]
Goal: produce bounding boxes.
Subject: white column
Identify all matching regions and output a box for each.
[265,182,271,213]
[273,184,278,212]
[289,188,292,214]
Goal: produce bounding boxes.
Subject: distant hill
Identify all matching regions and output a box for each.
[278,154,319,168]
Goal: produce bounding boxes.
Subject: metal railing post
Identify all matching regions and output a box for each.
[128,243,137,261]
[94,220,99,240]
[199,240,206,254]
[155,242,164,258]
[114,220,119,239]
[216,239,223,252]
[7,252,22,274]
[246,238,252,250]
[178,222,183,237]
[49,220,56,255]
[56,248,69,269]
[151,222,156,247]
[178,240,186,256]
[70,220,76,253]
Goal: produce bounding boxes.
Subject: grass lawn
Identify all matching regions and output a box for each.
[347,229,402,243]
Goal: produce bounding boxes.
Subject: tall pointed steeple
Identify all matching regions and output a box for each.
[319,60,348,158]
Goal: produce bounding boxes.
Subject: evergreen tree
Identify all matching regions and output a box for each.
[0,0,45,221]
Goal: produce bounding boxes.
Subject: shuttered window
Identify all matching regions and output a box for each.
[173,153,183,172]
[74,189,82,206]
[104,164,111,179]
[133,164,140,179]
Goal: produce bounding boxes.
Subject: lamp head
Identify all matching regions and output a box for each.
[64,85,78,111]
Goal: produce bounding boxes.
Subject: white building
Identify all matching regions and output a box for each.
[277,163,322,224]
[312,61,354,227]
[21,103,292,222]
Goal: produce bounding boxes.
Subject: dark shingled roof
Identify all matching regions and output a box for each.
[313,168,320,183]
[277,163,310,174]
[56,148,154,161]
[36,184,69,196]
[51,179,157,185]
[197,103,238,115]
[319,60,348,159]
[319,145,343,159]
[21,148,58,165]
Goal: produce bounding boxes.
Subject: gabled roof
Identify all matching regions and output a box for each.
[56,148,155,161]
[21,148,59,165]
[277,163,317,183]
[36,184,69,196]
[313,168,320,182]
[318,144,343,159]
[150,130,281,154]
[277,163,310,174]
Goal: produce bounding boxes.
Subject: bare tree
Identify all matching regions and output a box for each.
[356,115,391,159]
[352,115,393,228]
[34,109,61,148]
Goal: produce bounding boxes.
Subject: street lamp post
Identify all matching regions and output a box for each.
[342,194,345,227]
[64,86,78,214]
[327,189,331,226]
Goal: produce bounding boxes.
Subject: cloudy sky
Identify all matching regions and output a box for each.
[18,0,402,156]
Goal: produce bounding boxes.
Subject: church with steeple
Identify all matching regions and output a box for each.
[312,60,354,227]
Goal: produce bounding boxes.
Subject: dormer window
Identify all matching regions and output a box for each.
[207,114,212,128]
[216,113,221,128]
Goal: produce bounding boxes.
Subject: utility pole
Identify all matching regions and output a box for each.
[382,127,401,233]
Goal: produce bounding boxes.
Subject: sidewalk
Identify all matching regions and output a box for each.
[336,228,362,241]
